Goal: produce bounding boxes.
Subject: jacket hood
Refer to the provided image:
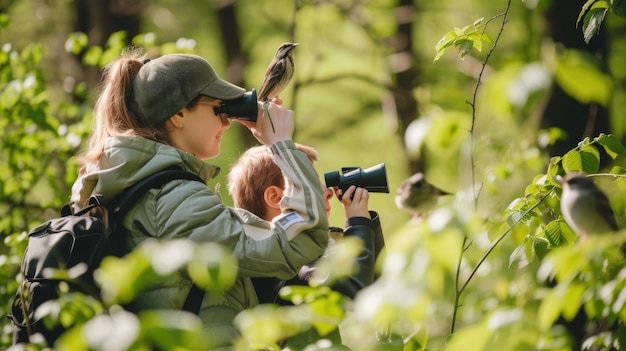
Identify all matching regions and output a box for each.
[71,136,220,209]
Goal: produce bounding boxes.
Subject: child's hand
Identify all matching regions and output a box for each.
[336,186,371,219]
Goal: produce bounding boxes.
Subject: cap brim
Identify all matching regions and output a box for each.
[200,79,246,100]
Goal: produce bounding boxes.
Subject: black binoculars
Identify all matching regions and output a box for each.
[324,163,389,198]
[214,89,258,122]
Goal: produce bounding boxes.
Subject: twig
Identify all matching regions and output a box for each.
[450,0,513,335]
[468,2,512,207]
[450,187,554,334]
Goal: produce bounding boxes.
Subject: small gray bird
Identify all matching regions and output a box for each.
[258,42,298,101]
[558,172,618,240]
[395,172,450,220]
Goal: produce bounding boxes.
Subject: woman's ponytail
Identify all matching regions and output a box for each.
[77,48,144,164]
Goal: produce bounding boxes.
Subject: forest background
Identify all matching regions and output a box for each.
[2,0,626,350]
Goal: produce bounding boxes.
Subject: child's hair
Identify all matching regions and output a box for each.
[228,143,318,219]
[77,48,181,165]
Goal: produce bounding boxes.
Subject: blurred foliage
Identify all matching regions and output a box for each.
[2,0,626,350]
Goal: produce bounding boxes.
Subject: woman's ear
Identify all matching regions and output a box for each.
[263,185,283,210]
[167,111,185,129]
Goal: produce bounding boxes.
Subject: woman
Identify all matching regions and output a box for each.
[70,48,329,350]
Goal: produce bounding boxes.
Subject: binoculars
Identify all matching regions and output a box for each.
[214,89,258,122]
[324,163,389,198]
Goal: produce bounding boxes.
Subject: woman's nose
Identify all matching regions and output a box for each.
[221,115,231,129]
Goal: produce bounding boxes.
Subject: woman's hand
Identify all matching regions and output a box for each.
[235,99,293,146]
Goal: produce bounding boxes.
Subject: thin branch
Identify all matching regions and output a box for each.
[468,1,512,207]
[450,0,513,335]
[450,187,554,334]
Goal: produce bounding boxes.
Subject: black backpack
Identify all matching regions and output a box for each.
[7,168,206,346]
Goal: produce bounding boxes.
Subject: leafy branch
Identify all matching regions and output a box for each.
[450,186,554,334]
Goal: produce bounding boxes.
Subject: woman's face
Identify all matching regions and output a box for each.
[178,97,230,159]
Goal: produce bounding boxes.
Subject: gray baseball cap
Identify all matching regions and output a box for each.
[130,54,246,126]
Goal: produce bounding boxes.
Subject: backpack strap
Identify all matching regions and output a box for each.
[109,168,207,314]
[182,284,205,313]
[108,169,205,218]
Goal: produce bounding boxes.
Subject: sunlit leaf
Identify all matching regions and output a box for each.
[596,133,626,159]
[543,219,577,247]
[487,308,522,330]
[562,145,600,173]
[83,46,103,66]
[454,39,474,60]
[64,32,88,54]
[424,111,471,157]
[577,0,599,25]
[434,31,457,62]
[538,287,564,330]
[555,49,611,104]
[444,323,493,351]
[187,242,238,294]
[510,242,528,268]
[310,236,362,287]
[234,304,303,348]
[533,236,549,259]
[139,310,208,350]
[0,13,9,28]
[95,248,158,305]
[309,295,344,336]
[582,5,608,44]
[561,283,586,321]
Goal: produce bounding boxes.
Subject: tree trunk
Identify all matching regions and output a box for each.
[74,0,147,89]
[391,0,423,173]
[214,1,258,149]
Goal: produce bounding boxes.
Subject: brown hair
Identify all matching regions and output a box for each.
[76,48,180,165]
[227,143,318,219]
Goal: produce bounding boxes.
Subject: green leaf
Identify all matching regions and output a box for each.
[309,295,344,336]
[562,145,600,173]
[424,111,471,156]
[454,39,474,60]
[467,33,484,52]
[140,310,208,350]
[538,287,564,330]
[510,243,528,268]
[444,323,493,351]
[582,6,608,44]
[0,13,10,28]
[83,46,103,66]
[543,219,578,247]
[561,283,586,321]
[578,0,600,25]
[612,0,626,17]
[434,31,458,62]
[533,236,550,259]
[595,133,626,159]
[64,32,88,54]
[187,242,238,294]
[554,49,612,105]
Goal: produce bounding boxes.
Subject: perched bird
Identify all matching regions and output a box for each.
[258,42,298,101]
[395,172,450,220]
[558,172,618,240]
